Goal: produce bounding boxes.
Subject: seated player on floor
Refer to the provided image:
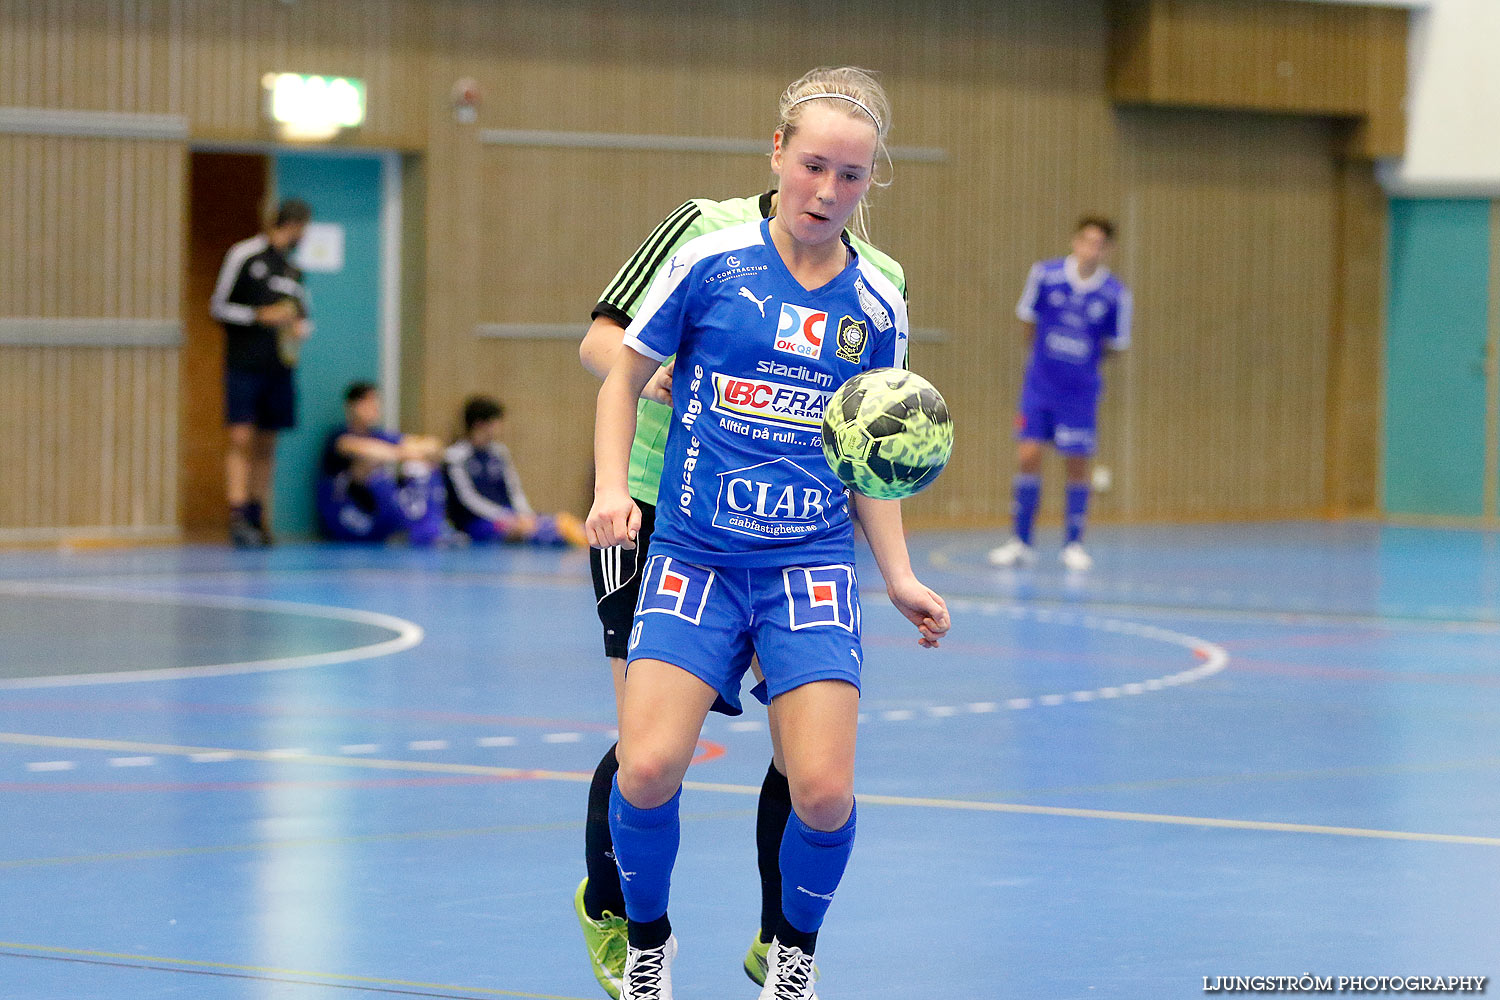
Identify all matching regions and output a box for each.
[443,395,586,546]
[317,381,447,546]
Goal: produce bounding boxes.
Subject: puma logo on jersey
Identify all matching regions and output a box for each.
[739,286,771,317]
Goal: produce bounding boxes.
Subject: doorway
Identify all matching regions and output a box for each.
[180,149,400,540]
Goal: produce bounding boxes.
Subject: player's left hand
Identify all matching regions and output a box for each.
[642,359,674,406]
[887,577,950,649]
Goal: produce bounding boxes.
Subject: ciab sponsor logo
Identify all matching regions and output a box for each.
[711,372,831,430]
[775,303,827,359]
[713,457,833,539]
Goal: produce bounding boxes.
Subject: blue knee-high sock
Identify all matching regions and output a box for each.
[778,802,856,939]
[1012,475,1041,545]
[608,778,681,924]
[1065,482,1091,544]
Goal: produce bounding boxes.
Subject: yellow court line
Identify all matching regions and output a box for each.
[0,940,592,999]
[5,731,1499,848]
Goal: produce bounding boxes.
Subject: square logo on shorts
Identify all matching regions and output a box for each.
[637,555,715,625]
[783,565,858,633]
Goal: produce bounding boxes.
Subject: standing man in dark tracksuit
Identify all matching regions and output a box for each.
[210,198,314,548]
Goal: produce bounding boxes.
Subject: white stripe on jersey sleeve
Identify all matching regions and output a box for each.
[444,440,515,524]
[853,258,910,369]
[209,235,267,326]
[1015,261,1044,323]
[622,221,764,363]
[1109,286,1133,351]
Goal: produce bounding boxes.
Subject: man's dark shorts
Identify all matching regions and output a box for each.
[225,366,296,431]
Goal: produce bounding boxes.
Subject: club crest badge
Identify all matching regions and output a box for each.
[834,315,868,363]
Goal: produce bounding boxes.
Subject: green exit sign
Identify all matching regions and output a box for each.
[262,73,366,140]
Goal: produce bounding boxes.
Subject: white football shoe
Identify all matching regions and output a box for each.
[1060,542,1094,572]
[621,934,676,1000]
[987,536,1036,568]
[758,938,818,1000]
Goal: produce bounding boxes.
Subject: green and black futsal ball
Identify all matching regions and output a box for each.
[820,368,953,500]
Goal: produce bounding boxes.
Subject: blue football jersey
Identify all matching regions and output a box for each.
[1016,256,1132,395]
[623,218,909,568]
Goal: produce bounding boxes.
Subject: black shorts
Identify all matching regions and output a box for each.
[589,500,656,659]
[225,366,296,431]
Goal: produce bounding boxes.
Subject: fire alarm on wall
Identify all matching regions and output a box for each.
[451,78,481,124]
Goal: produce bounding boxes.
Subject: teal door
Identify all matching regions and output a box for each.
[270,152,386,538]
[1384,199,1491,518]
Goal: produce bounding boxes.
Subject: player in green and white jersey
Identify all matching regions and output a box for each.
[575,191,906,998]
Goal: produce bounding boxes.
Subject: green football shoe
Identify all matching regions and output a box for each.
[574,878,627,999]
[744,931,772,986]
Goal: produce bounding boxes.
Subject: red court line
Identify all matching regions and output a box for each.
[0,700,620,731]
[1227,657,1500,686]
[0,775,530,794]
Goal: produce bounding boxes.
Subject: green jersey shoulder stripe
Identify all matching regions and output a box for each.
[598,195,773,320]
[600,200,700,317]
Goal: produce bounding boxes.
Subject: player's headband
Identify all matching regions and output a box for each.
[786,92,882,133]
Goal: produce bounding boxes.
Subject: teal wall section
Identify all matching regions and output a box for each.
[271,153,385,537]
[1384,199,1491,518]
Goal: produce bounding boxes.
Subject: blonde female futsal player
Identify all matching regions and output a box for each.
[587,67,949,1000]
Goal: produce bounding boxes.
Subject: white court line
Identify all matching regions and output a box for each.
[945,596,1231,705]
[0,581,423,689]
[10,731,1492,849]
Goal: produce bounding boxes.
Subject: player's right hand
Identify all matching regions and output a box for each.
[586,489,641,550]
[257,300,298,326]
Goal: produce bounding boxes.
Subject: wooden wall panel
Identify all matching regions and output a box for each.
[0,346,177,536]
[0,0,1393,535]
[0,0,429,147]
[0,134,180,319]
[0,132,181,537]
[1326,159,1386,517]
[1113,108,1338,520]
[1108,0,1408,159]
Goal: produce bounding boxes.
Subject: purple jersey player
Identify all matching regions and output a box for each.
[989,217,1132,572]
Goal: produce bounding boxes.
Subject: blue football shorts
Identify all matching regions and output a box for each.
[626,554,864,716]
[1016,380,1099,456]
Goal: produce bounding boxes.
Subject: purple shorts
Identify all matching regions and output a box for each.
[1016,381,1099,456]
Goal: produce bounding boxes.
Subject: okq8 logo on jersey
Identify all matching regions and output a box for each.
[776,304,827,360]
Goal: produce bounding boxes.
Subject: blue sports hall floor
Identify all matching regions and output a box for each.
[0,522,1496,999]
